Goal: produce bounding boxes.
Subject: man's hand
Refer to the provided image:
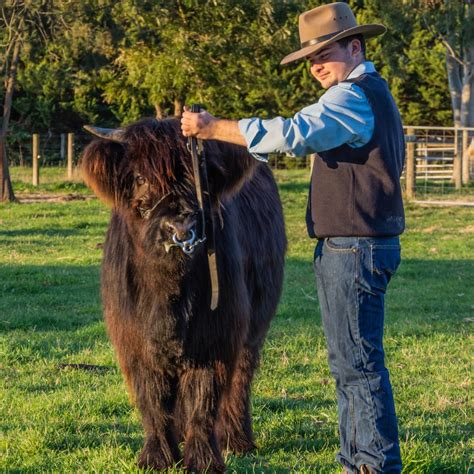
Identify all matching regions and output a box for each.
[181,107,247,147]
[181,107,216,140]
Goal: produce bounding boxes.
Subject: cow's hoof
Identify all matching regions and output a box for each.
[184,434,226,473]
[217,433,257,455]
[137,454,170,471]
[231,440,257,455]
[138,442,180,471]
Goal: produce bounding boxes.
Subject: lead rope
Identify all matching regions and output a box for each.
[188,104,219,311]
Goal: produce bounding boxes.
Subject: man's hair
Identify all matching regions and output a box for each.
[337,34,366,56]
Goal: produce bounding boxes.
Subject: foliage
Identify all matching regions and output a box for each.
[404,0,474,126]
[98,0,314,121]
[348,0,453,126]
[10,0,120,131]
[0,0,466,139]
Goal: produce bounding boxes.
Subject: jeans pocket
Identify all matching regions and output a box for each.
[371,245,401,290]
[324,237,358,253]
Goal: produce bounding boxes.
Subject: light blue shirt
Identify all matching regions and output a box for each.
[238,61,376,162]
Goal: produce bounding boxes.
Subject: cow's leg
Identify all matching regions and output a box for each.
[215,345,259,454]
[108,317,182,470]
[179,365,227,473]
[132,368,181,471]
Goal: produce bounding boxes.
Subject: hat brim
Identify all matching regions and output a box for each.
[280,24,386,65]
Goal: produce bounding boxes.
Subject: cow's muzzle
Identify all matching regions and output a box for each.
[162,211,207,255]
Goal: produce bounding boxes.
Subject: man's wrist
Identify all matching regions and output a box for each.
[212,119,247,147]
[206,118,218,140]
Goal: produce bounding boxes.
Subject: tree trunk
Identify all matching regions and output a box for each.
[461,77,473,127]
[0,30,21,202]
[173,97,183,117]
[0,140,16,201]
[155,103,163,119]
[460,44,474,128]
[446,51,462,127]
[2,36,20,136]
[461,44,474,182]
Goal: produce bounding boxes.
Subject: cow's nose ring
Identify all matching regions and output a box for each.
[172,229,197,254]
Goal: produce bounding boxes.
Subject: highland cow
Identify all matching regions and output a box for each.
[81,118,286,473]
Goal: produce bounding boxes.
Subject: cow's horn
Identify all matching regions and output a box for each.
[83,125,126,143]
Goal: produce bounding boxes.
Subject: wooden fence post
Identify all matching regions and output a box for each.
[462,129,470,185]
[67,132,74,179]
[453,127,462,189]
[32,133,39,186]
[405,128,416,200]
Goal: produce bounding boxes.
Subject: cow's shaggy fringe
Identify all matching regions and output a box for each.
[81,118,286,473]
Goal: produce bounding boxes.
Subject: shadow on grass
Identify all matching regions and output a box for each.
[281,257,473,334]
[0,222,106,239]
[1,264,101,333]
[1,255,472,336]
[0,255,471,367]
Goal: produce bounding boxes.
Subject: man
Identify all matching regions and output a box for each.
[181,3,404,473]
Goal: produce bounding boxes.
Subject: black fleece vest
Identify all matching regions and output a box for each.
[306,72,405,238]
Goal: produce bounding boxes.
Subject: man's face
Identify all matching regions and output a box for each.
[307,40,362,89]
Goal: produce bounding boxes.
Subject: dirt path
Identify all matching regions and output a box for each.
[413,200,474,207]
[16,193,96,203]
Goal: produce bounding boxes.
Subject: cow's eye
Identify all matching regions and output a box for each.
[136,175,146,186]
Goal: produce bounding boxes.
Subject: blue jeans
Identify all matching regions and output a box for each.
[314,237,402,473]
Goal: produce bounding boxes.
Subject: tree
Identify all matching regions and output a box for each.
[417,0,474,127]
[98,0,316,123]
[0,1,24,201]
[0,0,465,161]
[0,0,66,201]
[0,0,119,201]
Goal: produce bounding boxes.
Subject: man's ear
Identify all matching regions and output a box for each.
[351,38,362,57]
[80,140,126,207]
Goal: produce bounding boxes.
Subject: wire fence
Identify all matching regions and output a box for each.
[401,126,474,201]
[7,132,90,168]
[5,126,474,200]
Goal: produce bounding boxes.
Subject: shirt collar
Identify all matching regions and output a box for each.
[346,61,376,80]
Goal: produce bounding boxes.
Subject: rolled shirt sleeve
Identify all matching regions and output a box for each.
[238,81,374,162]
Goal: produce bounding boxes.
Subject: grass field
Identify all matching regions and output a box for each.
[1,168,473,473]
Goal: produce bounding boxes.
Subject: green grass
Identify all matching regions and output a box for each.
[1,170,473,473]
[8,166,88,195]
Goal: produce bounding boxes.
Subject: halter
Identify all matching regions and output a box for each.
[137,192,172,220]
[186,104,219,310]
[138,191,207,255]
[133,105,219,310]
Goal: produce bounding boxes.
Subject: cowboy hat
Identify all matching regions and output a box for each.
[281,2,386,65]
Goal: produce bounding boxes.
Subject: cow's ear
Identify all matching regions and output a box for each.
[205,141,257,202]
[80,140,126,207]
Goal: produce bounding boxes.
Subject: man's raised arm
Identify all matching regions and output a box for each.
[181,108,247,147]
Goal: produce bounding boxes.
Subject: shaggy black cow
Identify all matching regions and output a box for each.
[81,118,286,473]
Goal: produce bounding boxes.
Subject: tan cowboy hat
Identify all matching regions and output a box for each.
[281,2,386,65]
